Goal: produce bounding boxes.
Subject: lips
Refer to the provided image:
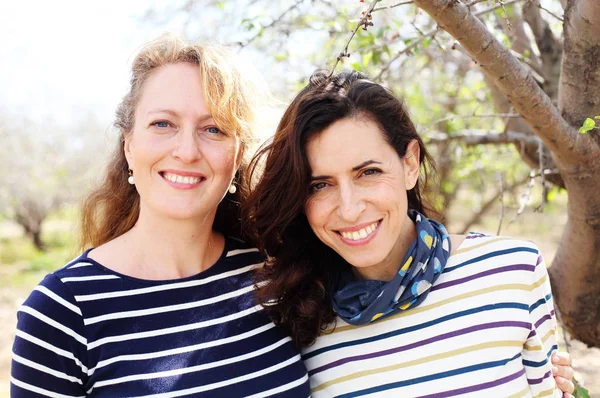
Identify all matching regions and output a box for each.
[159,170,206,186]
[336,220,382,242]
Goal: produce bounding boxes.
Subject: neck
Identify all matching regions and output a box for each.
[352,214,417,282]
[122,207,223,280]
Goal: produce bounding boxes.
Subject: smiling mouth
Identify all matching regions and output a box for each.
[336,220,381,241]
[160,172,205,185]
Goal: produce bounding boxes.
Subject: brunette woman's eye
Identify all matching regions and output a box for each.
[362,168,382,177]
[311,182,328,192]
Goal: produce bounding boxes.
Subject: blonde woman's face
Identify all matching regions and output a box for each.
[124,62,242,222]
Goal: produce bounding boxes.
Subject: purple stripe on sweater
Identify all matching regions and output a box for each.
[416,368,526,398]
[536,255,544,266]
[534,312,554,329]
[527,329,536,339]
[465,233,487,239]
[527,370,553,385]
[307,321,530,376]
[431,264,535,292]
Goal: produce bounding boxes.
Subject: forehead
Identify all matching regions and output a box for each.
[306,117,396,172]
[137,62,207,113]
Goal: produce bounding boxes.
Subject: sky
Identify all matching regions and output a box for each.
[0,0,218,125]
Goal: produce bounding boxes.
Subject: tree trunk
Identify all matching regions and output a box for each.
[413,0,600,347]
[30,230,45,252]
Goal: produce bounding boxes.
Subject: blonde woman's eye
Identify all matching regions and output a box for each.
[206,127,223,135]
[151,120,171,128]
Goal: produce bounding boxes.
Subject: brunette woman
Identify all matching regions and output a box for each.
[246,70,574,397]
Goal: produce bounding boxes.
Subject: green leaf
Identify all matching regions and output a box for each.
[363,52,373,67]
[595,115,600,120]
[422,37,432,50]
[372,50,381,65]
[574,385,591,398]
[579,118,596,134]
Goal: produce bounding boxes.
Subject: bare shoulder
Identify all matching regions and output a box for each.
[448,234,468,255]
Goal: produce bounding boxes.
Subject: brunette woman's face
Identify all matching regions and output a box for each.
[304,116,420,275]
[124,62,242,222]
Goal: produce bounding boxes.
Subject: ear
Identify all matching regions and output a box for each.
[234,141,246,171]
[403,139,421,190]
[123,133,134,169]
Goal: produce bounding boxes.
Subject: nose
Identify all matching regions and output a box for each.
[336,183,366,222]
[172,126,201,163]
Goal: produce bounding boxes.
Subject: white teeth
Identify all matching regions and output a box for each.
[339,221,379,241]
[163,173,201,185]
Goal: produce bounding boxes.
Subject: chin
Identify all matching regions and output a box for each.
[339,253,385,270]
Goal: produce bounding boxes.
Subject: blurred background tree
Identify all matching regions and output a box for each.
[0,115,108,250]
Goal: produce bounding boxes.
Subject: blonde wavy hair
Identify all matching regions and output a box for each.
[80,35,260,249]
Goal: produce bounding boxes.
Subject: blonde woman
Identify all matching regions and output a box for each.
[11,37,309,397]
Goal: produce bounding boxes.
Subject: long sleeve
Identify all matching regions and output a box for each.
[11,273,88,397]
[523,252,562,397]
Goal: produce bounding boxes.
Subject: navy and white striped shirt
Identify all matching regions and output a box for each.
[11,237,309,397]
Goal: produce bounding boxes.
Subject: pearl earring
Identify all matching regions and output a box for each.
[128,169,135,185]
[228,183,237,194]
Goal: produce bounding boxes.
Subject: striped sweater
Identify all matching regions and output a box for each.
[302,235,562,397]
[11,237,309,397]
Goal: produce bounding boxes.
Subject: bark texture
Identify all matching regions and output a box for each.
[413,0,600,347]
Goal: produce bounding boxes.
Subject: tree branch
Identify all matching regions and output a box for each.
[373,1,413,12]
[424,129,540,146]
[412,0,585,162]
[374,27,441,80]
[238,0,305,48]
[329,0,380,77]
[459,172,531,234]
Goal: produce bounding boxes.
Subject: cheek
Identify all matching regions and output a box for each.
[305,199,327,232]
[205,142,239,174]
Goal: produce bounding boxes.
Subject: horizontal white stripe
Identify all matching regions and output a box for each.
[68,262,93,269]
[84,284,255,326]
[35,286,82,315]
[11,377,85,398]
[91,336,292,391]
[74,263,262,302]
[19,306,87,345]
[61,275,120,283]
[15,330,88,373]
[244,374,309,398]
[88,304,262,350]
[89,322,275,375]
[135,353,302,398]
[12,353,83,384]
[226,248,259,257]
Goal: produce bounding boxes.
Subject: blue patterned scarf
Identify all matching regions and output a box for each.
[332,210,451,326]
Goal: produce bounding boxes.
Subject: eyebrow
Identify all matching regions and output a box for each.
[352,160,382,171]
[147,109,214,123]
[310,160,382,181]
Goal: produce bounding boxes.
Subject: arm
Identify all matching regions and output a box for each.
[11,274,88,397]
[523,252,562,397]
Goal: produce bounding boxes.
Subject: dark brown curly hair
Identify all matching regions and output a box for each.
[243,70,436,348]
